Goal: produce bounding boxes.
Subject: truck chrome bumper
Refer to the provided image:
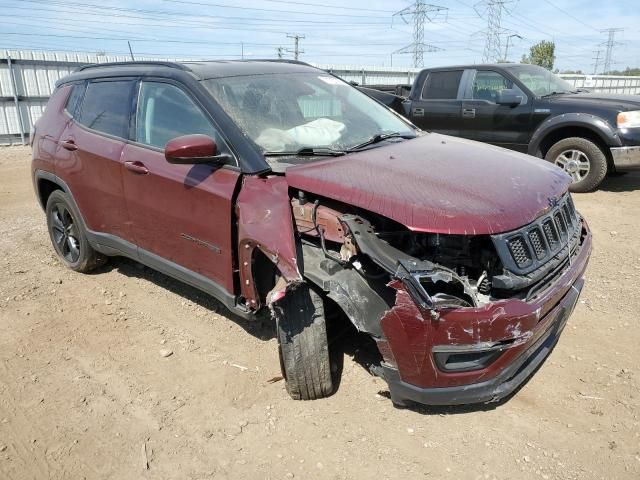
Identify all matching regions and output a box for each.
[611,146,640,168]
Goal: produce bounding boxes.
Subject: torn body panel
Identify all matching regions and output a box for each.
[236,175,302,310]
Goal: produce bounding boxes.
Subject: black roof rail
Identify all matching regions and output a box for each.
[75,61,190,72]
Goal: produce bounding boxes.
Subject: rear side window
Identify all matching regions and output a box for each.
[422,70,463,100]
[64,83,85,117]
[78,81,134,139]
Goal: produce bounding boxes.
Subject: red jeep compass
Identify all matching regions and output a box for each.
[31,60,591,407]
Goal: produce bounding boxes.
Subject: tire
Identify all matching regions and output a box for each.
[544,137,608,193]
[45,190,106,273]
[274,284,334,400]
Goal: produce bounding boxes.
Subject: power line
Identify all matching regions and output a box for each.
[539,0,600,33]
[392,1,449,67]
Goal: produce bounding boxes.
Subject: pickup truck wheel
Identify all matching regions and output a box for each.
[46,190,106,273]
[274,284,334,400]
[545,137,608,193]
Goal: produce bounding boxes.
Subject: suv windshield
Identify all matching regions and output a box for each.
[505,65,575,97]
[202,73,415,158]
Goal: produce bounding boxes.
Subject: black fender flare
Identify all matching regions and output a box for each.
[527,113,622,157]
[33,170,73,210]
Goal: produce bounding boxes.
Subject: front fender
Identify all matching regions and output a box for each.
[528,113,622,156]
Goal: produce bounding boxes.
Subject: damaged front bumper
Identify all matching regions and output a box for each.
[377,223,592,407]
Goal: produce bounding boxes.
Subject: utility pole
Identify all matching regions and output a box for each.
[392,1,448,68]
[475,0,516,63]
[600,28,623,74]
[286,34,305,60]
[592,49,602,75]
[503,33,522,62]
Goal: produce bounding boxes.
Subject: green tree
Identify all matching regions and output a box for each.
[521,41,556,70]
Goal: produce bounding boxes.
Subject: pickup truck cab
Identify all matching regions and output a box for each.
[32,60,591,407]
[393,64,640,192]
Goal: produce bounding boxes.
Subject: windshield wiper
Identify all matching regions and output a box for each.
[347,132,415,152]
[264,147,346,157]
[540,91,571,98]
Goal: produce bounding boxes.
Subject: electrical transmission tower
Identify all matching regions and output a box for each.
[475,0,516,63]
[600,28,623,74]
[592,49,602,75]
[276,47,285,59]
[286,34,305,60]
[392,1,448,68]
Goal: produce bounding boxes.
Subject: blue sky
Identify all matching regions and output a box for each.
[1,0,638,72]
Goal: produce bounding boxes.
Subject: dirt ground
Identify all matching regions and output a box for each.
[0,146,638,480]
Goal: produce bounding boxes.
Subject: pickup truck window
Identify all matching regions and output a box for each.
[203,73,414,156]
[504,64,574,97]
[421,70,463,100]
[471,71,512,102]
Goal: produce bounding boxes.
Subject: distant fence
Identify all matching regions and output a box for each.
[2,49,640,145]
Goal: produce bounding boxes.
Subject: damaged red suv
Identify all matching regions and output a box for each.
[32,60,591,407]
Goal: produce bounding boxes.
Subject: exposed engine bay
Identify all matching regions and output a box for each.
[290,189,583,319]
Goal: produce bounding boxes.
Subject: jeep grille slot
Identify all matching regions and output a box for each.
[508,236,532,268]
[528,228,546,260]
[543,219,559,250]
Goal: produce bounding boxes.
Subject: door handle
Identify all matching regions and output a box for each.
[124,161,149,175]
[462,108,476,118]
[59,139,78,151]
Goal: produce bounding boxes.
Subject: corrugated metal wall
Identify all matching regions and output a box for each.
[2,49,640,145]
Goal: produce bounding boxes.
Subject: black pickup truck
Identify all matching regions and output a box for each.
[361,64,640,192]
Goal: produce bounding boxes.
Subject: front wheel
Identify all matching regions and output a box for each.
[545,137,608,193]
[273,284,334,400]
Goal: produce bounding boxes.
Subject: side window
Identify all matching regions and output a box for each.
[77,81,134,138]
[135,82,221,150]
[471,71,515,103]
[421,70,463,100]
[64,83,85,117]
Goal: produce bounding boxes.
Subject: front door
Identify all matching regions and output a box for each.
[460,69,533,152]
[121,80,240,293]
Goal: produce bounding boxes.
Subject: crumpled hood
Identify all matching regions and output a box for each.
[285,133,571,235]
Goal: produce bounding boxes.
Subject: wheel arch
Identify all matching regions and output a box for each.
[528,115,620,169]
[34,170,70,210]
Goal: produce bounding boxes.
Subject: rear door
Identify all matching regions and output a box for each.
[121,79,240,293]
[407,69,464,136]
[57,79,136,243]
[460,69,533,151]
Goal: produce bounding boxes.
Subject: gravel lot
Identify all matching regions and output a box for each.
[0,145,639,480]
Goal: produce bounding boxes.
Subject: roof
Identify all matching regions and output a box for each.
[421,63,543,71]
[67,59,320,82]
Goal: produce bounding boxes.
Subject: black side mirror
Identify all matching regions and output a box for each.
[496,89,523,107]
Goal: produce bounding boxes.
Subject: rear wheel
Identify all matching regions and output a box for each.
[274,284,333,400]
[545,137,608,193]
[46,190,106,273]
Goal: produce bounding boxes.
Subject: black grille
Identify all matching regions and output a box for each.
[508,237,532,267]
[528,228,546,260]
[492,193,582,278]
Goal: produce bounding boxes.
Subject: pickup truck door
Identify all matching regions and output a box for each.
[460,69,533,152]
[121,80,240,294]
[406,69,465,136]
